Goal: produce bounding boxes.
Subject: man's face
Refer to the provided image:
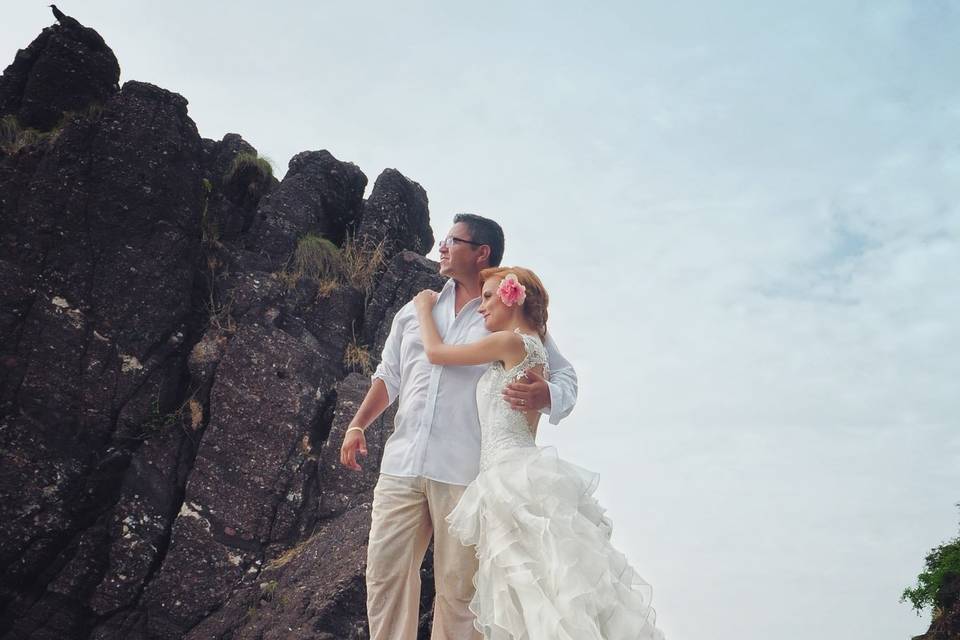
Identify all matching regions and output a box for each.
[438,222,483,279]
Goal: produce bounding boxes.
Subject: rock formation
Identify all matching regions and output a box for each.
[0,9,442,640]
[0,11,118,130]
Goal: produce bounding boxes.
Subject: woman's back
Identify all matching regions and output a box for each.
[476,330,547,471]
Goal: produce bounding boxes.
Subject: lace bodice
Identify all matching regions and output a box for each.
[477,331,549,470]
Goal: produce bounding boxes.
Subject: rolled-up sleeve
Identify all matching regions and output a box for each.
[371,303,408,405]
[542,332,579,425]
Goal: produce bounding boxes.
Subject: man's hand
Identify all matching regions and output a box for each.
[340,428,368,471]
[502,369,551,412]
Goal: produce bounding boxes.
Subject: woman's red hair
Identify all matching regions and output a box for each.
[479,266,549,340]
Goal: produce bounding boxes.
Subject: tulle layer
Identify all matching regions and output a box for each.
[446,446,665,640]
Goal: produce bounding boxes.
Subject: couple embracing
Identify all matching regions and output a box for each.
[339,214,664,640]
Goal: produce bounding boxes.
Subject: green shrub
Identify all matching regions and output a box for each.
[344,336,372,375]
[277,233,386,299]
[0,115,18,146]
[1,103,103,153]
[292,233,340,281]
[314,276,340,299]
[260,579,278,601]
[0,115,49,153]
[340,234,386,295]
[902,510,960,614]
[277,233,342,291]
[53,102,103,132]
[225,151,273,183]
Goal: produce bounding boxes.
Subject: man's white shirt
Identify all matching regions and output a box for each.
[372,278,578,486]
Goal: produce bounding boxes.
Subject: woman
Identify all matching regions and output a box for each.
[412,266,664,640]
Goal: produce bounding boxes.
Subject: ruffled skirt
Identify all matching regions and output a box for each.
[446,446,665,640]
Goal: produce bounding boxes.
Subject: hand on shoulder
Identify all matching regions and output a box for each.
[413,289,439,315]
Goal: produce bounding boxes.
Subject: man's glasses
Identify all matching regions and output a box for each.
[438,236,485,249]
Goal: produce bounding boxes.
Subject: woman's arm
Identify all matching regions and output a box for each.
[413,290,524,367]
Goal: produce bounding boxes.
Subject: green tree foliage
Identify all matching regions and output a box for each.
[902,507,960,614]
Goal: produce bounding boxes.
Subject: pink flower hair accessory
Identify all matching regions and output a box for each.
[497,273,526,306]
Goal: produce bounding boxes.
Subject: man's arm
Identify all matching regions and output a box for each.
[541,332,578,424]
[502,331,578,425]
[339,304,408,470]
[339,379,391,471]
[369,302,409,404]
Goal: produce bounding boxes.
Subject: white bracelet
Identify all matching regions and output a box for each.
[346,427,365,435]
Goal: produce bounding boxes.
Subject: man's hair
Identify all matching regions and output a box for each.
[453,213,505,267]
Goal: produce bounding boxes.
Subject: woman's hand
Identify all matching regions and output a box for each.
[413,289,439,315]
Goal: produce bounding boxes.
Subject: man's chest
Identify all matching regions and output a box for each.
[398,307,486,360]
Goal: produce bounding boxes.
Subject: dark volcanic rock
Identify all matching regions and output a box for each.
[0,15,120,130]
[0,77,204,638]
[201,133,278,241]
[177,371,436,640]
[364,251,445,363]
[139,317,331,636]
[184,503,373,640]
[1,17,441,640]
[85,427,194,618]
[356,168,434,260]
[202,133,258,193]
[298,284,366,376]
[249,150,367,264]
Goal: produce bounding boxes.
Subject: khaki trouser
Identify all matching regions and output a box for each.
[366,474,482,640]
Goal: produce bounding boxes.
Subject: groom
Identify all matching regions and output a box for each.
[339,213,578,640]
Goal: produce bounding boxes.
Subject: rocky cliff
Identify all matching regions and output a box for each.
[913,574,960,640]
[0,13,442,640]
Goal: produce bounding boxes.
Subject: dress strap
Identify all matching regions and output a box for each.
[506,329,548,377]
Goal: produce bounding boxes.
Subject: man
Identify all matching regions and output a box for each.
[339,213,578,640]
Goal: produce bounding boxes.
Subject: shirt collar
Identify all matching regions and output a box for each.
[440,277,457,295]
[440,277,481,310]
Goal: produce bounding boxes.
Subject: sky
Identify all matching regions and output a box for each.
[3,2,959,638]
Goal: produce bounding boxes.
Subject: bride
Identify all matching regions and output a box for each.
[412,266,665,640]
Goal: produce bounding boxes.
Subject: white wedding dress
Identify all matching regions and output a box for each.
[446,331,665,640]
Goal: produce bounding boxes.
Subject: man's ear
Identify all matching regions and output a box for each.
[475,244,491,268]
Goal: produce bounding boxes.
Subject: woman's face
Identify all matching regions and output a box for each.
[478,277,514,332]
